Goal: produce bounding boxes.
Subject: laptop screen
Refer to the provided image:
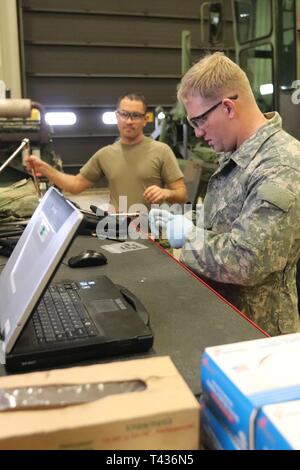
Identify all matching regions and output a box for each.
[0,187,83,354]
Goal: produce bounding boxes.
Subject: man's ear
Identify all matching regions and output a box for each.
[223,98,236,119]
[144,112,149,126]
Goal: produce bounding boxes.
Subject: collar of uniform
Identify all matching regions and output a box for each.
[119,135,148,148]
[227,111,282,170]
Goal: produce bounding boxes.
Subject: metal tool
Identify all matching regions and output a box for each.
[90,205,141,218]
[107,212,141,218]
[0,138,29,174]
[23,138,42,199]
[31,166,42,198]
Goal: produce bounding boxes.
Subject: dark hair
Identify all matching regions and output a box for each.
[116,93,147,112]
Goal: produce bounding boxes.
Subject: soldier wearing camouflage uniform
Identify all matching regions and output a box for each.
[150,52,300,336]
[182,110,300,336]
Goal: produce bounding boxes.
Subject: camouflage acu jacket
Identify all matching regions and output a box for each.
[181,112,300,336]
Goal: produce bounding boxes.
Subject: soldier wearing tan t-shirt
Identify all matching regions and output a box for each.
[25,93,188,211]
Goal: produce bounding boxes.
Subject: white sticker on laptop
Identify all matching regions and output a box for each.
[37,218,51,243]
[102,242,148,254]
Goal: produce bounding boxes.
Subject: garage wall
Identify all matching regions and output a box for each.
[18,0,234,169]
[0,0,21,98]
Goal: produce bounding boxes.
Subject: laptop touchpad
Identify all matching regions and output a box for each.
[87,299,119,314]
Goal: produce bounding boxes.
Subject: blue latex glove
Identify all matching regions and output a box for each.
[149,209,194,248]
[149,209,173,238]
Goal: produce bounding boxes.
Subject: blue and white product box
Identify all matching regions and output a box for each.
[256,400,300,450]
[201,404,242,450]
[201,333,300,449]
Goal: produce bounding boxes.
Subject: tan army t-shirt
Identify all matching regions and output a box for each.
[80,136,183,210]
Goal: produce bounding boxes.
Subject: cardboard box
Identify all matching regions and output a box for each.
[201,333,300,449]
[0,356,200,450]
[256,400,300,450]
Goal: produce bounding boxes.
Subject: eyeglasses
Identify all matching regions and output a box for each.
[187,95,238,129]
[116,109,146,121]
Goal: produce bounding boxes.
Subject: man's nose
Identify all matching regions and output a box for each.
[194,126,205,138]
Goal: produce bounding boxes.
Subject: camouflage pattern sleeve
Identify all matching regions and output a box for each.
[181,166,300,285]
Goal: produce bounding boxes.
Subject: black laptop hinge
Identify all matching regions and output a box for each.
[117,285,150,327]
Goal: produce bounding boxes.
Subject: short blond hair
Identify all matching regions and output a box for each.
[177,52,253,103]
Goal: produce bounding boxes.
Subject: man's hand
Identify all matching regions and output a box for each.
[24,154,93,195]
[143,185,170,204]
[149,208,194,248]
[24,154,47,175]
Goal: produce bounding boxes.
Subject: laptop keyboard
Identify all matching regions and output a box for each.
[32,282,98,343]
